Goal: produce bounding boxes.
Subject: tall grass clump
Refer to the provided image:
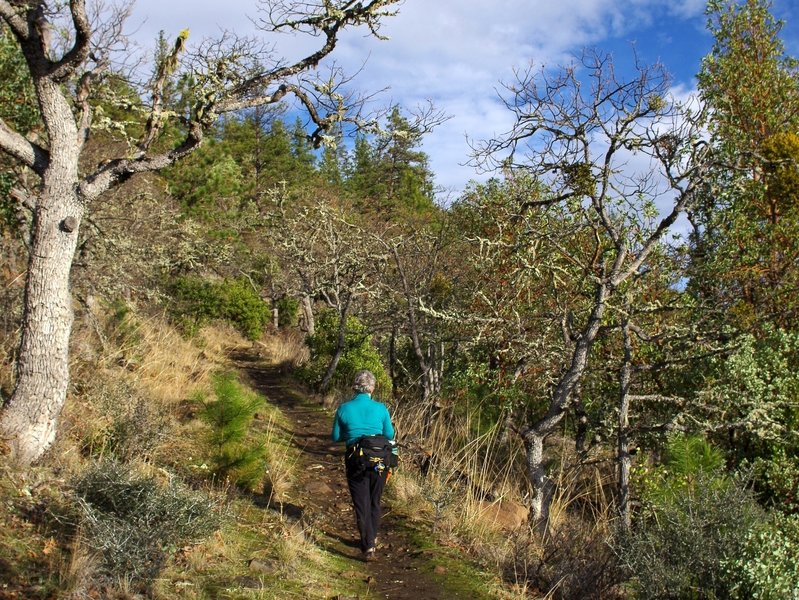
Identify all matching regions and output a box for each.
[391,390,627,599]
[257,327,310,372]
[88,299,221,403]
[197,371,267,490]
[73,376,168,462]
[496,445,623,599]
[390,391,523,519]
[72,459,221,591]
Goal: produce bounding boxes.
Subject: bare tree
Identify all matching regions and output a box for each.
[470,50,714,524]
[0,0,402,464]
[269,195,384,391]
[371,221,457,420]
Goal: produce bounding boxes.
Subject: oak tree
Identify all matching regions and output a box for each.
[470,50,714,523]
[0,0,401,464]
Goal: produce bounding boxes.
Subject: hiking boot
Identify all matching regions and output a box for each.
[363,547,376,562]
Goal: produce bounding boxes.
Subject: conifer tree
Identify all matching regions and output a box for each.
[692,0,799,329]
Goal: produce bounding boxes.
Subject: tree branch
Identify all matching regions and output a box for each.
[50,0,91,81]
[0,117,49,174]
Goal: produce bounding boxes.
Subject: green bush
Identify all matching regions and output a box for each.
[197,372,267,490]
[702,327,799,506]
[276,296,300,328]
[745,448,799,515]
[72,460,220,588]
[724,511,799,599]
[298,310,390,395]
[169,276,270,339]
[621,435,765,598]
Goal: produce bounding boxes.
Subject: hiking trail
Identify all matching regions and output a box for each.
[233,348,476,600]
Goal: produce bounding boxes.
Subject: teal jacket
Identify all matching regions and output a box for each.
[331,393,394,447]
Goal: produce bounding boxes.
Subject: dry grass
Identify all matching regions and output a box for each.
[391,396,526,533]
[60,304,251,476]
[3,299,368,598]
[273,517,324,569]
[256,328,310,371]
[59,535,100,598]
[389,394,625,599]
[385,471,431,520]
[103,314,231,407]
[495,449,622,599]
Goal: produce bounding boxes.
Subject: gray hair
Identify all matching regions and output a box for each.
[353,370,376,394]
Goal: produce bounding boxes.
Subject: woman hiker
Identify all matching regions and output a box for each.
[331,369,395,562]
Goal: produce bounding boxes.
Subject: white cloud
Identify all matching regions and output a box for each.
[127,0,710,196]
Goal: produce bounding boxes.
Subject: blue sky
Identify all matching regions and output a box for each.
[128,0,799,197]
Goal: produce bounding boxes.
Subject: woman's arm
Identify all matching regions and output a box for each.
[331,411,343,442]
[382,407,395,440]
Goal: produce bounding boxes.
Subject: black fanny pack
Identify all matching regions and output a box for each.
[347,435,398,473]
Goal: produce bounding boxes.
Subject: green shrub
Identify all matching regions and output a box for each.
[749,449,799,515]
[219,278,271,339]
[298,310,390,395]
[621,435,766,598]
[197,372,267,490]
[169,276,269,339]
[701,327,799,508]
[72,460,220,588]
[276,296,300,328]
[169,276,222,335]
[724,511,799,599]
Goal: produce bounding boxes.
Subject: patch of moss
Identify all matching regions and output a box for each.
[394,517,501,599]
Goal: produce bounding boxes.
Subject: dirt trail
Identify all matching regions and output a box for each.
[233,349,468,600]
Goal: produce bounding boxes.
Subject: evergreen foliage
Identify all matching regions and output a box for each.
[169,276,270,340]
[692,0,799,330]
[699,327,799,511]
[197,372,267,490]
[276,296,300,328]
[0,27,39,134]
[622,469,765,598]
[299,311,391,395]
[345,107,437,214]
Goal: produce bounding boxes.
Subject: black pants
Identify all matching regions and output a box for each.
[345,460,387,552]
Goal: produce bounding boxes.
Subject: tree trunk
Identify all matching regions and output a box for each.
[318,296,351,392]
[2,202,81,463]
[523,281,609,524]
[1,81,82,463]
[300,294,315,336]
[617,311,633,530]
[0,94,83,464]
[389,325,398,397]
[524,431,554,530]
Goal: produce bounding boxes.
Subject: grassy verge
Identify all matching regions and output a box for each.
[0,308,366,599]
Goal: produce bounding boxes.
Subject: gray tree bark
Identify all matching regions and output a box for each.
[300,294,315,336]
[1,68,84,463]
[617,306,633,530]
